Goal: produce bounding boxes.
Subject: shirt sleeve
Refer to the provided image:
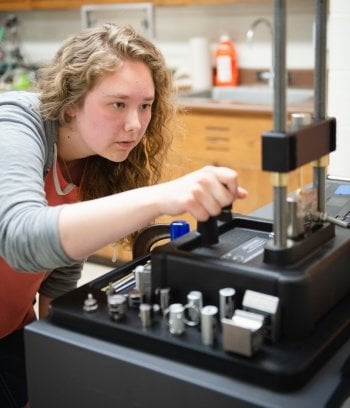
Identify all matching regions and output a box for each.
[0,92,80,272]
[39,262,83,299]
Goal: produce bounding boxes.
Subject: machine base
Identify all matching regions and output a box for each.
[50,251,350,391]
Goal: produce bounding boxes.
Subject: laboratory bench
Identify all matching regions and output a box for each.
[25,317,350,408]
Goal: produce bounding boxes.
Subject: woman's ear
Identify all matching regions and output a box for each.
[66,104,77,118]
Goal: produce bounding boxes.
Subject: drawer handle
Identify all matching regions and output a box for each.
[205,146,229,152]
[206,136,230,142]
[205,126,231,132]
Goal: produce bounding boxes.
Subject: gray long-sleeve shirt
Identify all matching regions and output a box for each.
[0,91,82,298]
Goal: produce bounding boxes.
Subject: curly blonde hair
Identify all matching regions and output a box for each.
[36,23,176,202]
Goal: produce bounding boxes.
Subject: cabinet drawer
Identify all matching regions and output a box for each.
[178,111,272,168]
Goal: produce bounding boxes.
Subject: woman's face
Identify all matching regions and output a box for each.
[67,59,155,162]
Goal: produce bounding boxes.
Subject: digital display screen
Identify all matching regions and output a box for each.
[335,185,350,195]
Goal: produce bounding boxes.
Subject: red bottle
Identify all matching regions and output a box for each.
[214,34,239,87]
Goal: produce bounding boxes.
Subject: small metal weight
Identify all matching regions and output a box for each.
[107,292,128,321]
[165,303,186,335]
[139,303,152,328]
[185,291,203,325]
[219,287,236,320]
[201,305,218,346]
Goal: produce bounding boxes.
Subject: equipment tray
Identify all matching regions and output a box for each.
[49,256,350,392]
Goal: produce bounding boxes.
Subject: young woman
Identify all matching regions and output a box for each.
[0,24,247,407]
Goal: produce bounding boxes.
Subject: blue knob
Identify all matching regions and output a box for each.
[170,220,190,240]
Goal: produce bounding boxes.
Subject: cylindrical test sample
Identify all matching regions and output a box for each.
[107,293,128,321]
[186,290,203,324]
[201,305,218,346]
[159,287,170,314]
[134,264,151,303]
[139,303,152,328]
[219,287,236,320]
[167,303,185,335]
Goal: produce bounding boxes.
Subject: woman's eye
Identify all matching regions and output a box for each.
[141,103,152,111]
[113,102,125,109]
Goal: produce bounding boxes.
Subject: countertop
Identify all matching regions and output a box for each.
[177,98,314,115]
[176,88,314,115]
[177,95,314,114]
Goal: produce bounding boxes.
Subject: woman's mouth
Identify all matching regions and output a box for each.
[116,141,135,150]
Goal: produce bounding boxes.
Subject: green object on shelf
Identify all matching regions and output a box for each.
[12,69,31,90]
[0,26,6,44]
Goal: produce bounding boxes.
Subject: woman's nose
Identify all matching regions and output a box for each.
[124,109,141,132]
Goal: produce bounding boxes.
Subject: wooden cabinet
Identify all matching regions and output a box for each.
[0,0,270,10]
[0,0,144,10]
[90,242,132,266]
[31,0,142,9]
[0,0,30,10]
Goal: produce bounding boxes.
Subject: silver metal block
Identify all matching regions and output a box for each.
[222,309,264,357]
[242,289,280,342]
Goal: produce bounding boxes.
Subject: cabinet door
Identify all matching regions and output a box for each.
[162,110,270,182]
[177,110,268,168]
[0,0,31,10]
[91,242,132,265]
[0,0,271,10]
[30,0,81,9]
[30,0,131,9]
[0,0,144,10]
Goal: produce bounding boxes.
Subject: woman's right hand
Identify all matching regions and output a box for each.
[153,165,248,221]
[58,165,247,261]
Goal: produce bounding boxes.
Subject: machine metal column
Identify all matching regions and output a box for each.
[272,0,288,248]
[313,0,329,213]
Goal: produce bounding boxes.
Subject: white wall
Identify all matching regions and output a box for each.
[328,0,350,178]
[0,1,315,74]
[155,2,315,74]
[3,1,347,178]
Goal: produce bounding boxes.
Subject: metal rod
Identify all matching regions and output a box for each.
[273,0,287,133]
[314,0,328,120]
[272,175,288,248]
[313,0,329,213]
[272,0,288,248]
[313,163,327,212]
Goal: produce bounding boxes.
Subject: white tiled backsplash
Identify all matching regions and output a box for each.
[1,1,315,73]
